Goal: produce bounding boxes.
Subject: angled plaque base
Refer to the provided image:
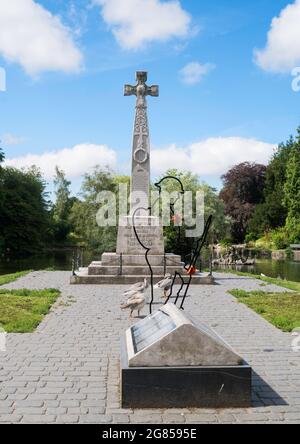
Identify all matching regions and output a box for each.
[120,304,252,408]
[121,338,252,409]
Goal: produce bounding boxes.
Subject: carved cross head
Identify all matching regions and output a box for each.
[124,71,159,98]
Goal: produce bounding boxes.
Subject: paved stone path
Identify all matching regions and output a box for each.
[0,271,299,424]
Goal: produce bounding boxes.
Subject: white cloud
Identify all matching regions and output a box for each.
[1,133,26,146]
[180,62,215,85]
[94,0,191,49]
[4,137,276,182]
[254,0,300,73]
[0,0,83,75]
[151,137,276,176]
[4,144,117,179]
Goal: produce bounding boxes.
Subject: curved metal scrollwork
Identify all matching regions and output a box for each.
[131,176,213,313]
[132,206,154,314]
[153,176,185,244]
[164,215,213,310]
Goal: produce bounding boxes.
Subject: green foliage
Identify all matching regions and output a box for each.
[283,135,300,243]
[220,162,266,243]
[0,166,51,256]
[69,167,122,253]
[0,288,60,333]
[155,169,230,256]
[247,132,300,245]
[284,140,300,219]
[0,270,32,286]
[270,227,290,250]
[69,167,229,256]
[229,289,300,332]
[51,167,76,243]
[53,167,71,221]
[0,147,4,164]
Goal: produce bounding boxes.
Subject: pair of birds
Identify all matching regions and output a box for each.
[120,274,173,318]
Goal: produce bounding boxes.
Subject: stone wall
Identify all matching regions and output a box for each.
[271,250,287,261]
[293,251,300,262]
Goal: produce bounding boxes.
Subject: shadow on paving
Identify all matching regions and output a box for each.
[252,371,288,407]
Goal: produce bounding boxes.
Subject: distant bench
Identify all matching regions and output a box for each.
[290,244,300,250]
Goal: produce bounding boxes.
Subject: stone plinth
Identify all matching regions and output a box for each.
[121,304,252,408]
[117,216,164,255]
[88,253,183,277]
[70,269,215,285]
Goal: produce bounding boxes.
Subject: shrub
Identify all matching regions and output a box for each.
[270,228,290,250]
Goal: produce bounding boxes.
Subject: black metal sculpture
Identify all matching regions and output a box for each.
[164,215,213,310]
[154,176,185,245]
[132,206,155,314]
[132,174,214,312]
[131,176,185,314]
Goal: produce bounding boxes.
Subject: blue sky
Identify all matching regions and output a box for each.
[1,0,300,196]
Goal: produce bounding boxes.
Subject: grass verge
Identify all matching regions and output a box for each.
[0,270,33,286]
[0,288,60,333]
[229,289,300,332]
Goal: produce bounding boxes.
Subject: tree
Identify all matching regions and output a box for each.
[220,162,266,243]
[0,147,5,252]
[53,167,71,222]
[247,136,295,239]
[0,147,4,164]
[69,167,127,253]
[284,133,300,242]
[52,167,73,242]
[0,166,51,256]
[155,169,230,256]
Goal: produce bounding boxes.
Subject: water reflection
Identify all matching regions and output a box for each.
[0,250,100,275]
[217,259,300,282]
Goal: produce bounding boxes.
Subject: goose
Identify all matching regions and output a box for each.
[154,273,173,299]
[121,291,146,318]
[123,278,148,297]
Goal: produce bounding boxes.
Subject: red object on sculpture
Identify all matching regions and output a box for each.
[187,266,197,276]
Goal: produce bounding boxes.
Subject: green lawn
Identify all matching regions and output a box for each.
[0,288,60,333]
[230,289,300,332]
[0,270,32,286]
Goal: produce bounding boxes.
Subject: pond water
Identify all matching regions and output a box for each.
[216,259,300,282]
[1,252,300,282]
[0,250,101,275]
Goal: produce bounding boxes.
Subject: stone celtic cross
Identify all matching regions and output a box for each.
[124,72,159,214]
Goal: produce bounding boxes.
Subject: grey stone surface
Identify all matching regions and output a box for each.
[72,272,215,285]
[101,253,182,266]
[117,216,164,255]
[0,270,299,424]
[125,71,158,214]
[126,303,243,367]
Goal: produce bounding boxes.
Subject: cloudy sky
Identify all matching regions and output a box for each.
[1,0,300,195]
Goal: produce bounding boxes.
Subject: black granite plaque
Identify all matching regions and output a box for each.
[132,311,176,354]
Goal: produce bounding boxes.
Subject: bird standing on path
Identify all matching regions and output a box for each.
[154,273,173,299]
[121,291,146,318]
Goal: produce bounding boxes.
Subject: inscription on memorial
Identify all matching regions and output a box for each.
[132,311,176,353]
[117,217,164,254]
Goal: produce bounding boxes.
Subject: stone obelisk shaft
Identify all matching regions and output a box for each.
[124,72,159,214]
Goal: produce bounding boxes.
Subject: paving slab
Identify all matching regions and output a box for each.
[0,271,299,424]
